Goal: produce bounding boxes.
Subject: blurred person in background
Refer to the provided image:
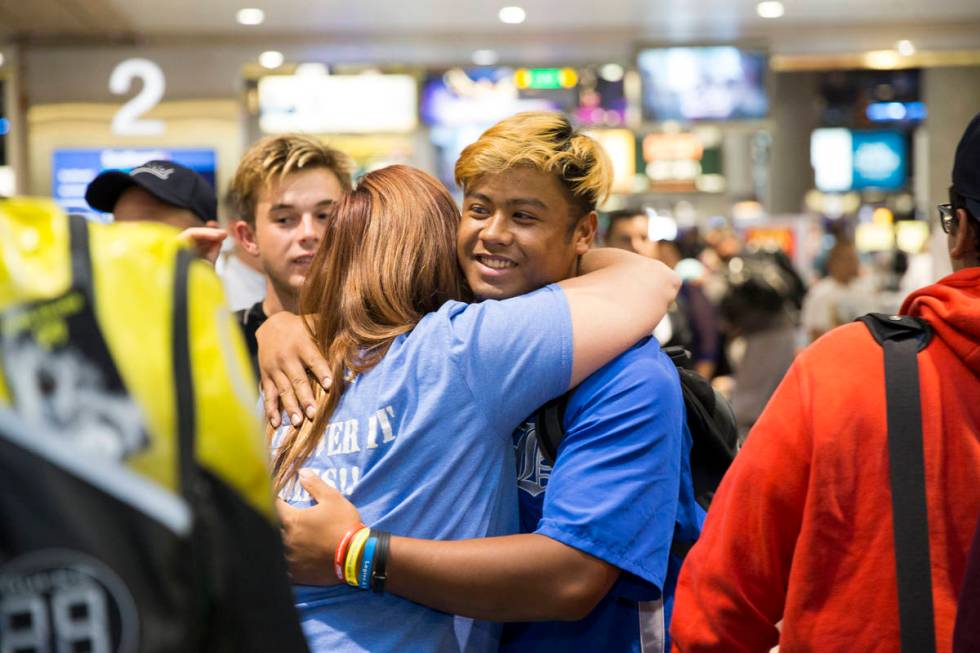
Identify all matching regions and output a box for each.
[605,208,657,257]
[656,239,721,379]
[225,135,353,374]
[605,209,721,378]
[801,240,874,343]
[670,111,980,653]
[718,244,806,440]
[85,159,227,264]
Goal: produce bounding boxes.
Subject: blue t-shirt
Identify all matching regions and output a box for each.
[274,285,573,653]
[501,337,704,653]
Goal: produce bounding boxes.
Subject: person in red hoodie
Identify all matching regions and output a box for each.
[670,114,980,652]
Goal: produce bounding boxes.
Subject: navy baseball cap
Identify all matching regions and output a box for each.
[85,160,217,224]
[953,112,980,219]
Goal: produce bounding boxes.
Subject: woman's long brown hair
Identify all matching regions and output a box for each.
[271,165,468,493]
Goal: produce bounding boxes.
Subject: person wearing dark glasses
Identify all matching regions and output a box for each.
[938,187,980,262]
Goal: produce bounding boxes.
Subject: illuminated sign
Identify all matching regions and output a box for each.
[866,101,927,123]
[852,131,906,190]
[811,128,907,192]
[811,128,853,193]
[585,129,636,195]
[259,74,418,134]
[640,131,724,192]
[514,68,578,90]
[744,227,796,258]
[52,148,216,220]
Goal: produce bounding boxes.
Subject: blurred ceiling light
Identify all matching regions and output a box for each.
[472,49,499,66]
[756,1,784,18]
[295,62,328,76]
[0,53,5,67]
[896,40,916,56]
[865,50,901,69]
[599,64,625,83]
[259,50,285,69]
[237,8,265,25]
[498,6,527,24]
[872,207,894,226]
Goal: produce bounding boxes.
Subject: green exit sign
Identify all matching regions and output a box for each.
[514,68,578,90]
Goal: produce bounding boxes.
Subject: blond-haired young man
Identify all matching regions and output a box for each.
[226,135,352,372]
[262,113,699,653]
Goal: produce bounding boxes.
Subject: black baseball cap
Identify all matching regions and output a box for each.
[85,160,217,224]
[953,112,980,219]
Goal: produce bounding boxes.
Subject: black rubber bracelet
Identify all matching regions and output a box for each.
[371,531,390,594]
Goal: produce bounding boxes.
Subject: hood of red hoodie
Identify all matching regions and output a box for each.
[901,266,980,375]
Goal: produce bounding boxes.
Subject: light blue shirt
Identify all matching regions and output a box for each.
[274,285,573,653]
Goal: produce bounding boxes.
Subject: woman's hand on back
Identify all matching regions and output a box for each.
[256,312,331,427]
[277,469,364,586]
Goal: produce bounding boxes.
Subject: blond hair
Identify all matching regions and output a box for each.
[227,134,354,224]
[455,112,613,215]
[271,165,468,493]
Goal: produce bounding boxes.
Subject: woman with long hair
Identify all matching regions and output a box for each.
[270,163,678,652]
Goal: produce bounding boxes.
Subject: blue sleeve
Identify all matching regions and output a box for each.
[534,340,684,596]
[446,284,572,434]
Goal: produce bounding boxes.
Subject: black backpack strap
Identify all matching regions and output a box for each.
[859,313,935,653]
[662,345,691,367]
[173,248,215,647]
[534,392,571,467]
[173,248,197,495]
[68,214,93,290]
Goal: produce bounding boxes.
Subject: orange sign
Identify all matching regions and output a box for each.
[744,227,796,258]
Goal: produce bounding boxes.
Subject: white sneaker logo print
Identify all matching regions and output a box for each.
[131,165,175,180]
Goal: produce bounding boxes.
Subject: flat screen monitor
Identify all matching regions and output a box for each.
[52,148,217,220]
[810,129,907,192]
[637,47,769,122]
[420,68,565,128]
[818,69,922,127]
[851,130,907,191]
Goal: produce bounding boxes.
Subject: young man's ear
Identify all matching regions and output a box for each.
[233,220,260,256]
[950,208,979,259]
[573,211,598,255]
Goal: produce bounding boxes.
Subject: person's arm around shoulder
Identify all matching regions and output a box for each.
[559,248,680,386]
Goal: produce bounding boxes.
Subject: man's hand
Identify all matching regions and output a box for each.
[257,312,331,427]
[178,227,227,265]
[277,469,364,586]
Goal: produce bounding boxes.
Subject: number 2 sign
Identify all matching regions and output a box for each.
[109,58,166,136]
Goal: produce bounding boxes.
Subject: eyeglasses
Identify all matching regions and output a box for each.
[937,203,956,234]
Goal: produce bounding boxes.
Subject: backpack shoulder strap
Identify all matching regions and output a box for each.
[859,312,935,653]
[859,312,932,351]
[534,392,571,467]
[67,214,93,291]
[172,248,197,496]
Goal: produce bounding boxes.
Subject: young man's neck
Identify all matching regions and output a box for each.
[262,280,299,316]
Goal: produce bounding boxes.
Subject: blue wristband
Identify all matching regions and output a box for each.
[358,535,379,590]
